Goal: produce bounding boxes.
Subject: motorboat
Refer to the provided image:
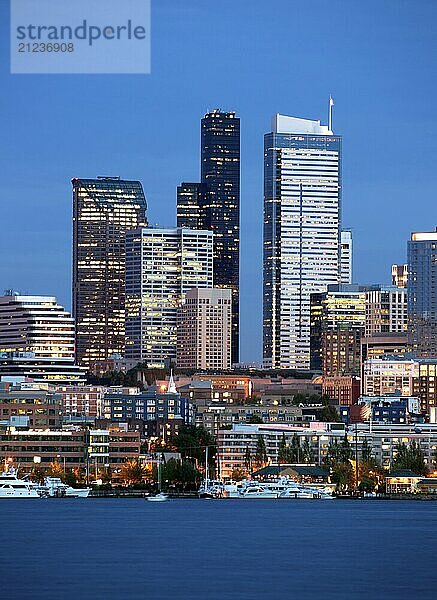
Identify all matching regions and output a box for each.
[0,467,40,499]
[37,477,91,498]
[224,476,334,500]
[147,492,169,502]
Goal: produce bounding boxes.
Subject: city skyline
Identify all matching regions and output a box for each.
[1,0,437,363]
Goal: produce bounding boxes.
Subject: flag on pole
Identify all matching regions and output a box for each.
[330,96,335,107]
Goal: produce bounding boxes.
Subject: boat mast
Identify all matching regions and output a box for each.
[205,446,209,487]
[157,453,162,493]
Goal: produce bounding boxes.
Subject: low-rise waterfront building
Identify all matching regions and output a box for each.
[0,427,140,472]
[217,422,437,477]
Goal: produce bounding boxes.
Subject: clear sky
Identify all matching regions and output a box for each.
[1,0,437,363]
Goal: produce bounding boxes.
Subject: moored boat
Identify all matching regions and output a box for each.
[0,467,40,499]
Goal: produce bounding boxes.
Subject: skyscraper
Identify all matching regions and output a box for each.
[263,113,342,369]
[176,182,207,230]
[0,292,85,383]
[407,229,437,356]
[177,288,232,370]
[177,110,240,364]
[125,227,213,368]
[72,176,147,373]
[340,230,353,284]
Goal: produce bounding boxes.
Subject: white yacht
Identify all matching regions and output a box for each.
[224,477,334,500]
[0,468,40,499]
[37,477,91,498]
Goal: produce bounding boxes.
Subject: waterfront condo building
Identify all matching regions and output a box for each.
[407,229,437,357]
[177,110,240,364]
[177,288,232,370]
[0,293,85,383]
[125,227,213,368]
[263,113,342,369]
[72,176,147,373]
[340,230,353,284]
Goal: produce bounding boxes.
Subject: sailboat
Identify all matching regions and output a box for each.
[147,452,168,502]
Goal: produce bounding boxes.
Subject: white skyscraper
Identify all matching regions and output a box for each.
[0,293,85,383]
[263,112,342,369]
[125,228,213,368]
[340,230,353,284]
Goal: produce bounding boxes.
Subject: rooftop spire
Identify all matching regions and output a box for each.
[328,95,334,133]
[167,369,177,394]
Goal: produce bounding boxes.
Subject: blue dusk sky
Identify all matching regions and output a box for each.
[1,0,437,362]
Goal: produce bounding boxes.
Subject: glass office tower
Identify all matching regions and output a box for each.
[407,229,437,357]
[176,182,207,229]
[125,227,213,368]
[263,114,342,369]
[72,177,147,373]
[201,110,240,365]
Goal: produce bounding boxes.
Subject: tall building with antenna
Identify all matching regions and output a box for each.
[263,105,342,369]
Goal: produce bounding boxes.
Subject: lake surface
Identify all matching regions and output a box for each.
[1,499,436,599]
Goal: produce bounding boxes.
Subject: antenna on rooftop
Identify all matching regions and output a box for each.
[328,95,334,132]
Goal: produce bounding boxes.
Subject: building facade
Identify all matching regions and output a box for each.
[125,227,213,367]
[0,381,62,429]
[177,288,232,370]
[340,230,353,284]
[176,182,207,230]
[72,177,147,373]
[363,357,419,397]
[0,293,84,383]
[263,114,341,369]
[392,264,408,288]
[56,385,105,420]
[365,286,408,338]
[310,285,366,374]
[217,422,437,478]
[201,110,240,365]
[407,230,437,357]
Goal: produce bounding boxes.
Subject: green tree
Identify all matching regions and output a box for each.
[277,433,288,464]
[331,461,354,491]
[244,446,252,472]
[121,459,147,486]
[254,435,268,468]
[320,402,341,423]
[63,470,78,488]
[339,433,353,462]
[248,413,264,424]
[169,425,216,468]
[289,433,301,463]
[29,465,46,484]
[392,441,428,476]
[302,437,313,463]
[159,459,200,490]
[361,437,373,462]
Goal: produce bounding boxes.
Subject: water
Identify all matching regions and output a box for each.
[1,499,436,599]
